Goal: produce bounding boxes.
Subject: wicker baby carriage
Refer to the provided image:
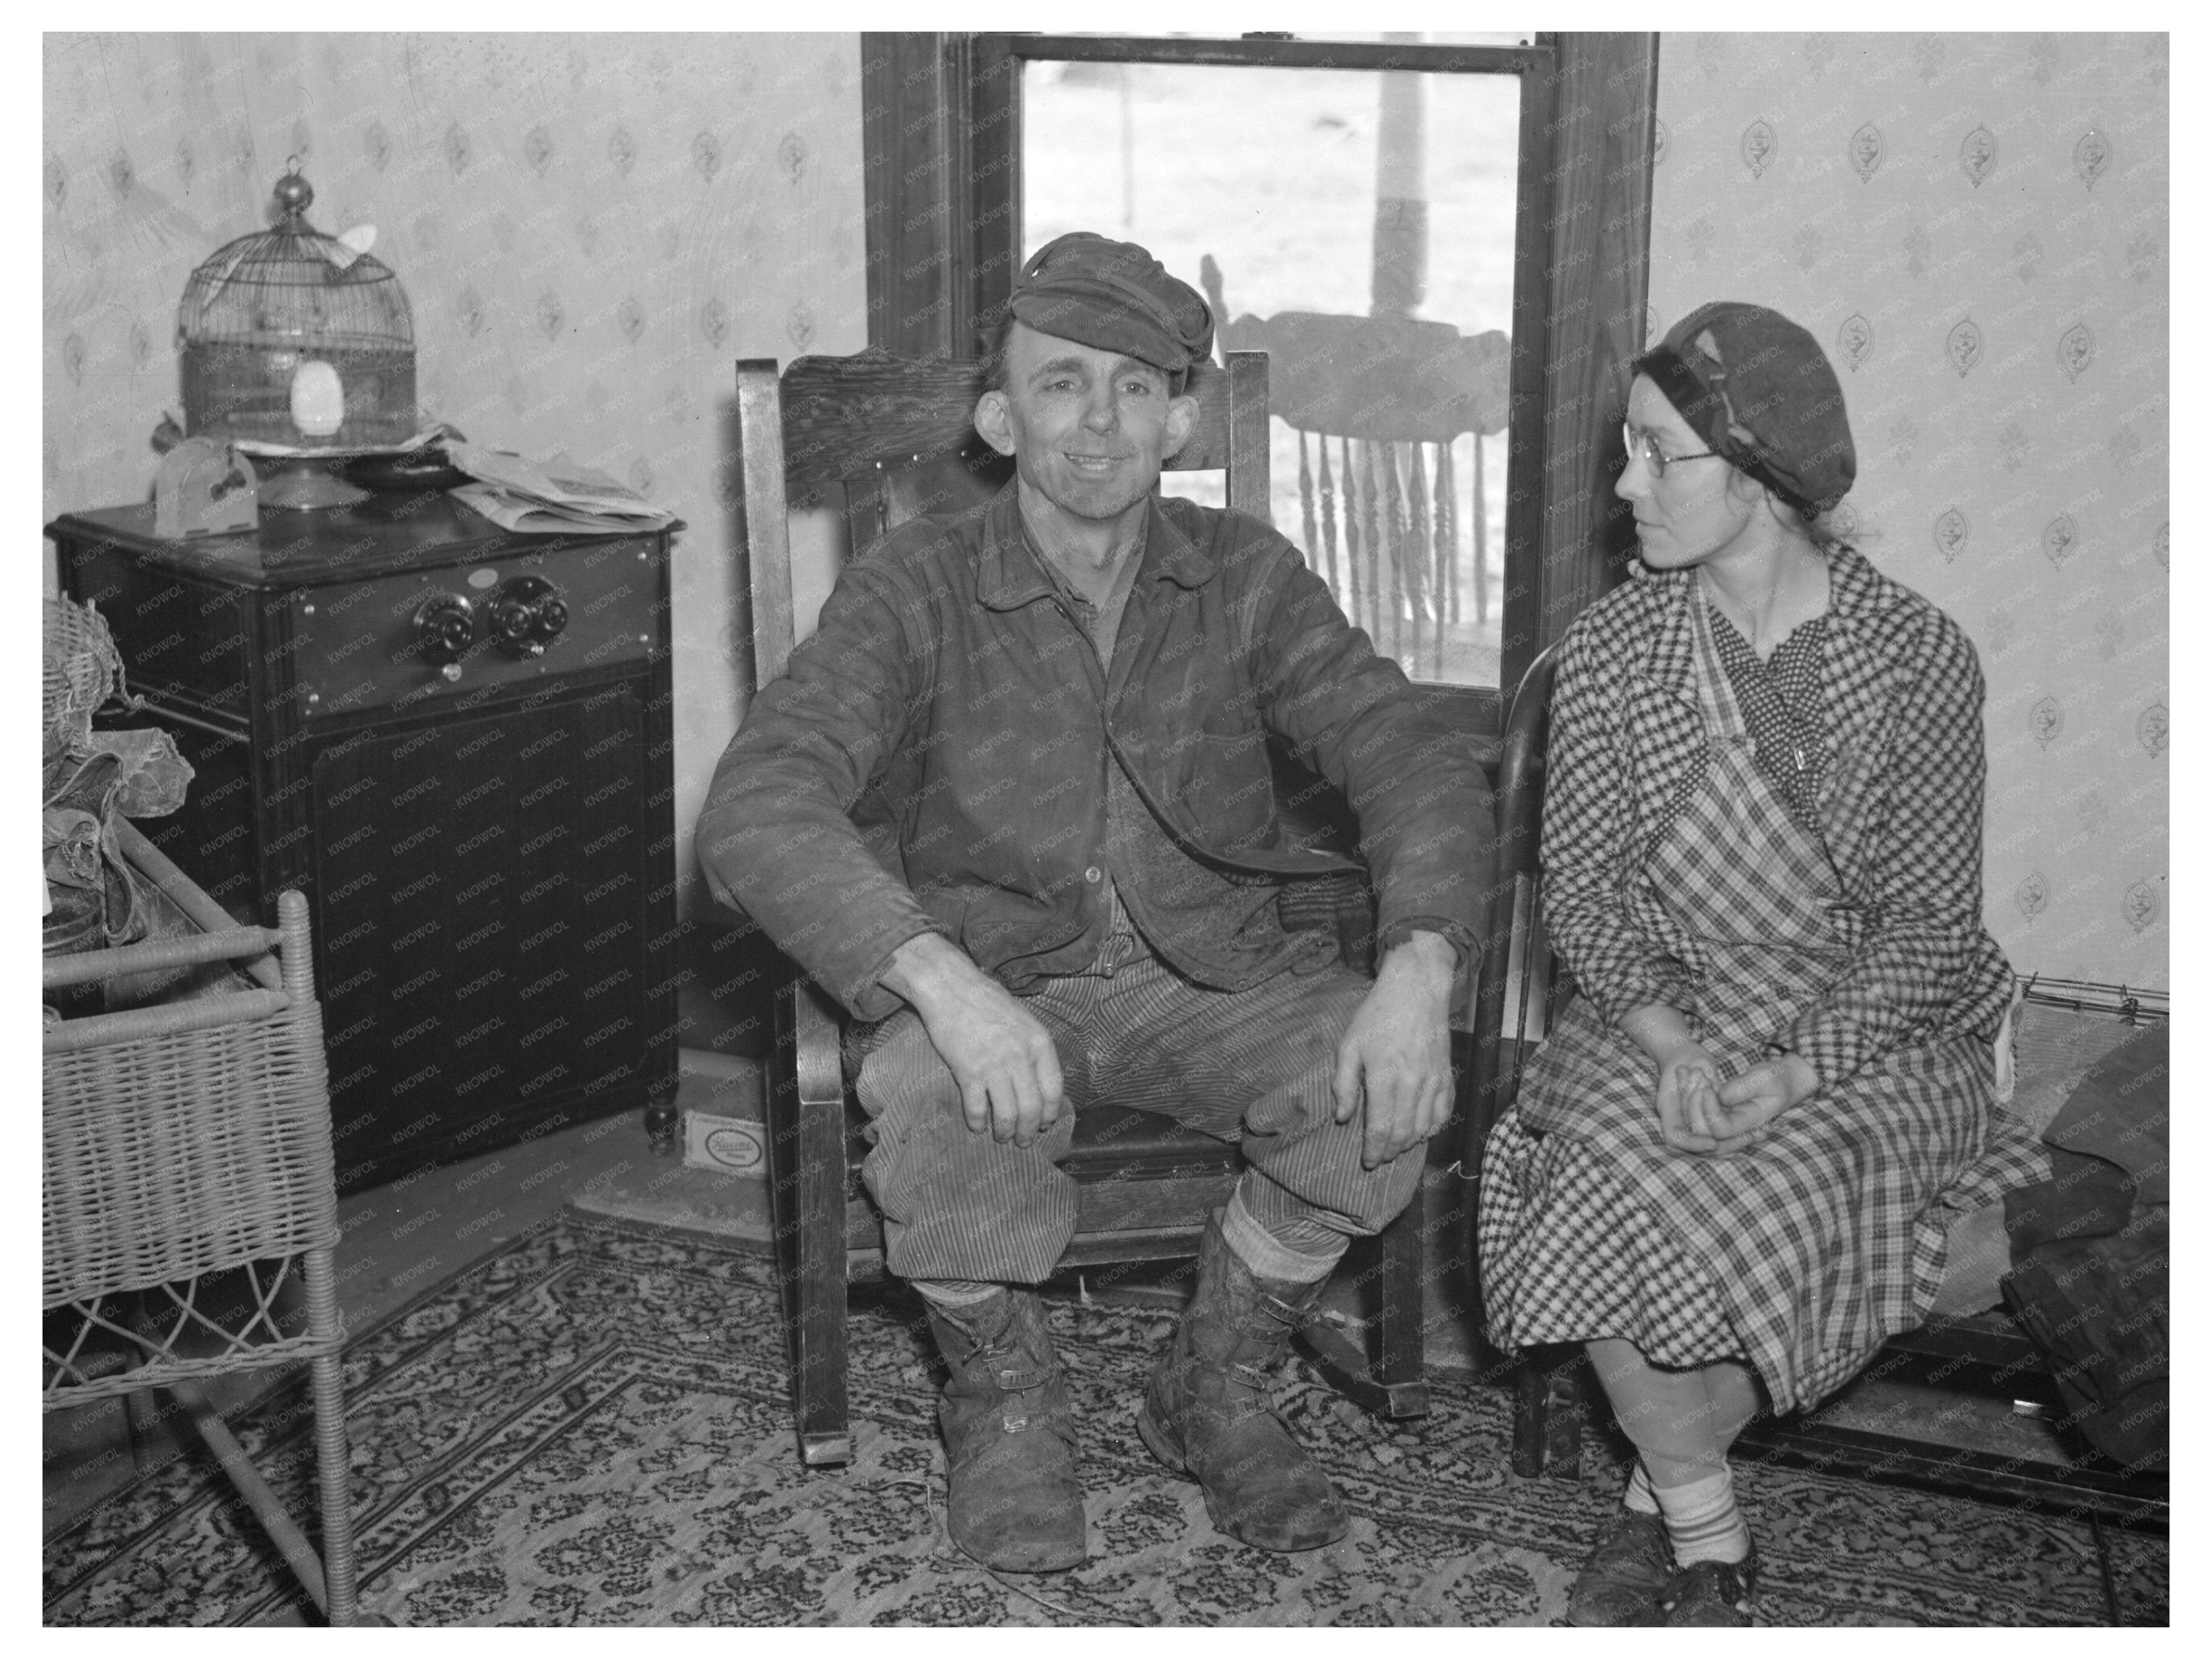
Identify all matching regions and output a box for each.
[43,820,363,1625]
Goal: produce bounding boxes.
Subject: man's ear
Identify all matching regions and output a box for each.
[974,390,1017,457]
[1161,391,1199,458]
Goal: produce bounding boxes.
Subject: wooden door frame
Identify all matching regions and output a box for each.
[858,30,1659,705]
[858,34,1020,360]
[1500,34,1660,694]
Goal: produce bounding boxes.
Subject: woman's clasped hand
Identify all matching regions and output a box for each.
[1654,1047,1818,1156]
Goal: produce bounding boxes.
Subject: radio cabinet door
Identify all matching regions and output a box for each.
[309,687,652,1185]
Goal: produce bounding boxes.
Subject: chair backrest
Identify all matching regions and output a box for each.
[1198,255,1509,684]
[734,347,1273,696]
[1295,426,1479,684]
[1468,643,1560,1145]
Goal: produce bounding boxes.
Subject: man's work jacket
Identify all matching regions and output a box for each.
[696,484,1494,1023]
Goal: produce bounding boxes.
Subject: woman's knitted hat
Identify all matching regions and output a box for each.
[1634,301,1856,515]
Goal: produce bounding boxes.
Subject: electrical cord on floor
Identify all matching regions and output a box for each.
[980,1562,1144,1627]
[2089,1510,2123,1626]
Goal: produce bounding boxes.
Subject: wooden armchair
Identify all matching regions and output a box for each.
[1464,649,2167,1538]
[731,345,1432,1468]
[1462,645,1573,1473]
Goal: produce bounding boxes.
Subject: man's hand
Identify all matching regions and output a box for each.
[1334,931,1457,1170]
[880,934,1065,1147]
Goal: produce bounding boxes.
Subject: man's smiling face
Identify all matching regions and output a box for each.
[975,322,1197,525]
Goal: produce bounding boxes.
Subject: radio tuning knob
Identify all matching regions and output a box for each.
[413,593,476,665]
[490,575,565,660]
[490,596,536,648]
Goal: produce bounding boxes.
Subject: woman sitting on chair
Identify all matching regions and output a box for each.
[1478,302,2042,1626]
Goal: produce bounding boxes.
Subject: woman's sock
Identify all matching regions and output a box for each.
[1650,1466,1752,1566]
[1624,1458,1661,1516]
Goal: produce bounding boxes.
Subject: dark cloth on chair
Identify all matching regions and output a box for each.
[2004,1207,2168,1472]
[1998,1024,2168,1470]
[1997,1025,2167,1261]
[2041,1024,2168,1205]
[2001,1148,2137,1259]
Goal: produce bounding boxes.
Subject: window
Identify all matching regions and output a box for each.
[862,31,1659,723]
[1025,52,1518,688]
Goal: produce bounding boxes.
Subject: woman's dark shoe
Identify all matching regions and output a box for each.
[1658,1548,1761,1626]
[1566,1507,1673,1626]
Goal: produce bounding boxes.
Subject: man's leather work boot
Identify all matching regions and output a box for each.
[926,1288,1087,1572]
[1136,1213,1350,1551]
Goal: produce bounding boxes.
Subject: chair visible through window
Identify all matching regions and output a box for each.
[1199,256,1511,687]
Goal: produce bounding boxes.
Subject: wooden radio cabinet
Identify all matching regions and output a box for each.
[52,495,679,1192]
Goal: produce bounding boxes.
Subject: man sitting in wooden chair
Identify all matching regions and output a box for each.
[697,233,1491,1574]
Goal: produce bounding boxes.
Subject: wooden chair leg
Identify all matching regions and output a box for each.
[1297,1187,1430,1421]
[1512,1355,1550,1477]
[767,1116,852,1465]
[1371,1188,1430,1416]
[1513,1346,1584,1478]
[1543,1354,1584,1477]
[788,1232,851,1468]
[773,984,854,1467]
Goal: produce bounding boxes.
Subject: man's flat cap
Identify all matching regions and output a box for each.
[1008,232,1215,376]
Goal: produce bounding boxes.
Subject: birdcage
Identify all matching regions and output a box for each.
[176,160,416,507]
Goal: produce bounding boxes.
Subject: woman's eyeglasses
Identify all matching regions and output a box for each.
[1621,424,1722,479]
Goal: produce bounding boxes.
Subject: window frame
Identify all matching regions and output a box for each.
[858,30,1659,736]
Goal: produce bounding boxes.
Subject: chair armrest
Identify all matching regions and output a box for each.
[790,978,845,1115]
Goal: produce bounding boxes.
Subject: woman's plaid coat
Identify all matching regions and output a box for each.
[1543,543,2013,1084]
[1478,546,2048,1409]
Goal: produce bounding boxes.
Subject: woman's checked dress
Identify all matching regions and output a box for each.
[1478,554,2047,1411]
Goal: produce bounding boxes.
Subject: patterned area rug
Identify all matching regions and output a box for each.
[45,1216,2164,1626]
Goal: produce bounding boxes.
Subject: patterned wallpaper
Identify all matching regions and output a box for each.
[42,33,2169,1000]
[1647,31,2168,992]
[41,31,868,962]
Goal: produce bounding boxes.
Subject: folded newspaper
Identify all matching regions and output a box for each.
[446,440,676,534]
[230,423,456,459]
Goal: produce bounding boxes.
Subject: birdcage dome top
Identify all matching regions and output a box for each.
[178,163,413,351]
[176,161,417,449]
